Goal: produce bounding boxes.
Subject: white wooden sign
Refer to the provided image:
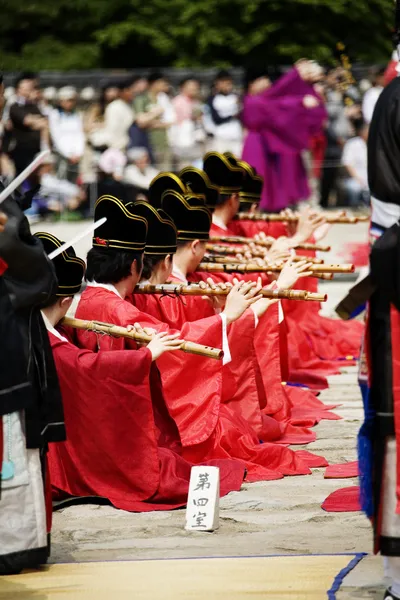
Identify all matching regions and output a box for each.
[185,466,220,532]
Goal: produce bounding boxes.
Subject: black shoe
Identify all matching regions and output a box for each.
[384,588,400,600]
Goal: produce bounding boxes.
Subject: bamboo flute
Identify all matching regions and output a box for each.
[197,262,335,280]
[199,261,354,274]
[134,283,327,303]
[208,237,331,252]
[236,212,367,224]
[62,317,224,360]
[204,249,324,264]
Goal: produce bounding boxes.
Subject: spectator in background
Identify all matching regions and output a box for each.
[85,80,119,152]
[171,76,205,169]
[49,86,85,184]
[25,152,82,219]
[8,73,47,175]
[99,77,137,151]
[342,119,369,207]
[134,72,175,170]
[320,68,353,208]
[204,70,242,156]
[124,147,159,192]
[94,148,140,205]
[362,66,385,124]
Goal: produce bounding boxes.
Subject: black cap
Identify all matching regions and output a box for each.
[132,201,177,255]
[224,153,263,204]
[148,172,188,208]
[179,167,220,212]
[35,232,85,297]
[162,191,211,242]
[93,195,148,253]
[203,152,244,195]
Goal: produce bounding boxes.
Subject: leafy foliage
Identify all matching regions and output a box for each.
[0,0,394,71]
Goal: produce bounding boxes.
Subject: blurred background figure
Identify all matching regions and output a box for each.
[341,119,369,207]
[25,152,82,220]
[134,71,175,170]
[362,66,385,124]
[204,69,242,156]
[7,73,47,175]
[124,147,159,193]
[49,86,85,183]
[100,76,136,151]
[319,68,355,208]
[171,76,205,169]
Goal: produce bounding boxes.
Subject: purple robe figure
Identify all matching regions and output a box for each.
[241,68,327,212]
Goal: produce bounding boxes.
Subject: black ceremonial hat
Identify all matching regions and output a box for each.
[93,195,148,253]
[162,191,212,242]
[224,153,263,204]
[203,152,244,194]
[179,167,219,212]
[35,232,85,297]
[132,201,177,256]
[148,172,187,208]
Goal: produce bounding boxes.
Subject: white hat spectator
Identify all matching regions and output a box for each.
[58,86,77,101]
[98,148,127,177]
[80,87,95,102]
[4,87,15,100]
[127,147,149,162]
[43,87,57,101]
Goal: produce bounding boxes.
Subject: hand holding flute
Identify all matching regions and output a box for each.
[62,317,224,360]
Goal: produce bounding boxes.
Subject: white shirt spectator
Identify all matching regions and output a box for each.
[124,164,159,190]
[49,108,85,158]
[362,86,383,124]
[342,136,368,189]
[206,93,242,141]
[100,99,135,150]
[40,173,80,203]
[157,92,176,126]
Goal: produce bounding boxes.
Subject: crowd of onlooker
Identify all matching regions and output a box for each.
[0,65,391,220]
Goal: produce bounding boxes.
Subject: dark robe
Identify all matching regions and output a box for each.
[362,76,400,556]
[0,190,64,574]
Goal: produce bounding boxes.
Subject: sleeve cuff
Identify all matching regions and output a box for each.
[219,313,232,366]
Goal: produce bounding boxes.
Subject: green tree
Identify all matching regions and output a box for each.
[0,0,395,71]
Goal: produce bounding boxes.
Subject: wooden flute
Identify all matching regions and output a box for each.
[205,248,324,264]
[236,212,369,224]
[208,237,331,252]
[200,260,354,274]
[197,263,338,280]
[62,317,224,360]
[134,283,327,303]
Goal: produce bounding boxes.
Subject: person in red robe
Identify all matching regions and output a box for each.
[77,195,327,481]
[132,194,338,446]
[200,152,363,380]
[35,231,246,512]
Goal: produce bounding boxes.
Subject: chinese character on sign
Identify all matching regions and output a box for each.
[193,512,207,528]
[193,498,208,507]
[195,473,211,491]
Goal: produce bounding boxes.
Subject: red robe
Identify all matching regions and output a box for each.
[47,329,245,511]
[76,285,327,482]
[208,221,363,383]
[166,272,339,436]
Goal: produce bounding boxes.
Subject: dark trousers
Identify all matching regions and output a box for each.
[11,148,38,176]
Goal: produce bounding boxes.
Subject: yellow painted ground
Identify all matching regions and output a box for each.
[0,555,353,600]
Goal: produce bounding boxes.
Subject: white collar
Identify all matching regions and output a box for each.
[171,265,188,284]
[41,311,68,342]
[86,280,123,299]
[212,215,229,231]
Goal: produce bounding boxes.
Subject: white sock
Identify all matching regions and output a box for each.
[385,557,400,597]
